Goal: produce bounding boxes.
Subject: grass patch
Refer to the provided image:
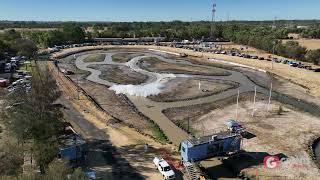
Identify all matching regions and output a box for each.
[19,60,36,72]
[176,120,199,136]
[141,57,231,76]
[83,54,106,63]
[112,53,132,63]
[149,122,169,144]
[88,64,148,85]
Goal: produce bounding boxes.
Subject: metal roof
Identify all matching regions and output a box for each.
[187,131,239,147]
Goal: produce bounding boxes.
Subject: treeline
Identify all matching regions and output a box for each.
[223,24,320,64]
[1,20,320,29]
[4,21,320,65]
[0,29,38,59]
[300,24,320,39]
[22,24,86,48]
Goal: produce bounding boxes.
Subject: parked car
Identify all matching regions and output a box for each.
[153,157,175,180]
[314,68,320,72]
[251,55,258,59]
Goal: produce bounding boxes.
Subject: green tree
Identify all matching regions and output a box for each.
[11,38,38,58]
[306,49,320,65]
[62,24,86,44]
[3,66,64,173]
[0,29,22,42]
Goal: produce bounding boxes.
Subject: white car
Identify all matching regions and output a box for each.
[153,157,175,179]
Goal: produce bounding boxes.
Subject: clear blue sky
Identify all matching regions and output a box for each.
[0,0,319,22]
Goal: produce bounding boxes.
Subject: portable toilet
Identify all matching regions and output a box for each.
[180,132,242,162]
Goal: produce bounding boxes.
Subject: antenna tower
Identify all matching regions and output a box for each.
[210,0,216,39]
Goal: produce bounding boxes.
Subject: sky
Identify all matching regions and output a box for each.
[0,0,319,22]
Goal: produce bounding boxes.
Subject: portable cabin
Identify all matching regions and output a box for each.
[180,132,241,162]
[58,133,86,167]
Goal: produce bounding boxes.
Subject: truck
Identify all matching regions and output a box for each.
[153,157,175,179]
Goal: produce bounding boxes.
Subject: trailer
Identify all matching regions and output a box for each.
[180,132,242,162]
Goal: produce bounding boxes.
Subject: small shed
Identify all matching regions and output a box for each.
[58,134,86,166]
[180,132,242,162]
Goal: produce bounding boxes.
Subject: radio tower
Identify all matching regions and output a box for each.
[210,0,217,39]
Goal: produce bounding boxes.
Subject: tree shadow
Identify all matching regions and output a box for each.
[113,145,185,180]
[86,139,145,180]
[202,151,287,180]
[242,131,256,139]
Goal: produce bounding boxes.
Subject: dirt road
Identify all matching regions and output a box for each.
[44,61,184,180]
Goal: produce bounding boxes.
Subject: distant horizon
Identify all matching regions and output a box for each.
[1,19,319,23]
[0,0,319,22]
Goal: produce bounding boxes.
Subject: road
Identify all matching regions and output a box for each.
[38,61,144,180]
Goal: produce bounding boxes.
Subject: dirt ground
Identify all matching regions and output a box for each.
[48,62,185,179]
[138,45,320,97]
[53,45,320,97]
[148,77,237,102]
[164,92,320,179]
[282,39,320,50]
[83,53,106,62]
[140,57,231,76]
[112,53,144,63]
[88,64,148,85]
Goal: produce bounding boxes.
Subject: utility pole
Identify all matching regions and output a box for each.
[235,90,240,120]
[272,41,276,70]
[210,0,216,39]
[267,83,273,112]
[252,86,257,117]
[74,54,80,100]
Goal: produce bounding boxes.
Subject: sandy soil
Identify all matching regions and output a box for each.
[148,77,237,102]
[140,57,231,76]
[88,64,148,85]
[167,92,320,179]
[282,39,320,50]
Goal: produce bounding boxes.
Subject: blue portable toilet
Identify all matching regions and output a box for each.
[180,132,242,162]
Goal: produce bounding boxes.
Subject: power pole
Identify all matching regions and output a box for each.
[210,0,216,39]
[252,86,257,117]
[235,90,240,120]
[267,83,273,112]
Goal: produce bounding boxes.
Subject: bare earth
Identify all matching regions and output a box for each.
[48,62,185,179]
[88,64,148,85]
[283,39,320,50]
[148,77,237,102]
[165,92,320,180]
[140,57,231,76]
[53,45,320,97]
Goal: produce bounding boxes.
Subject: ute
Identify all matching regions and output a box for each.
[153,157,175,179]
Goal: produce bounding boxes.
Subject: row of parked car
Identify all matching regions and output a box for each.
[174,45,320,73]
